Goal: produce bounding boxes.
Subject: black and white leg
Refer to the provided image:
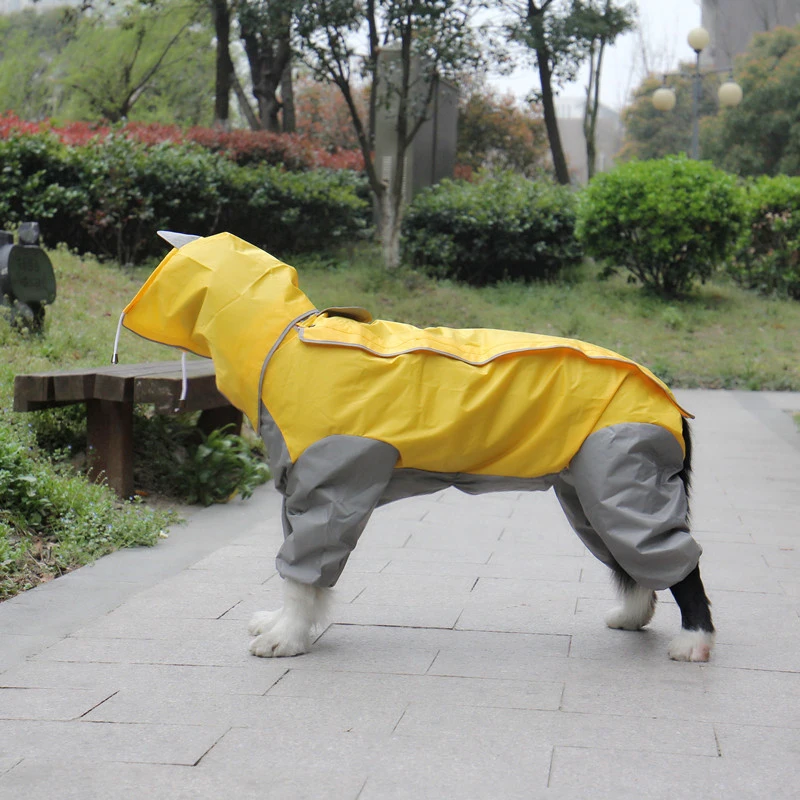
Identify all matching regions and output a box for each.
[605,564,657,631]
[667,564,715,662]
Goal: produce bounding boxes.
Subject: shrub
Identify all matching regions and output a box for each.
[0,112,365,172]
[402,172,583,285]
[0,129,370,264]
[132,413,270,506]
[0,133,89,249]
[727,175,800,300]
[577,156,743,297]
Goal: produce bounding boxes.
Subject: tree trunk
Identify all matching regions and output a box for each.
[527,3,571,185]
[231,72,260,130]
[380,191,402,269]
[240,28,291,132]
[537,51,571,184]
[210,0,233,128]
[281,59,295,133]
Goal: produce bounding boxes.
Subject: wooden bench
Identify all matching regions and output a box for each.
[14,361,243,499]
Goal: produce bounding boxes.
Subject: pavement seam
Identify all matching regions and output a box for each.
[76,689,120,719]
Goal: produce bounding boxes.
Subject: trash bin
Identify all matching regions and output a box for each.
[0,222,57,331]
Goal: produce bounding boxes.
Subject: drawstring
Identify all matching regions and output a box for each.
[112,311,188,412]
[177,351,188,412]
[111,312,125,364]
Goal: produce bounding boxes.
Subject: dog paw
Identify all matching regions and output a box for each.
[249,614,310,658]
[668,629,714,662]
[248,609,282,636]
[605,606,647,630]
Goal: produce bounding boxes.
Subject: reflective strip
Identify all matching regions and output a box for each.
[256,309,319,434]
[294,328,694,420]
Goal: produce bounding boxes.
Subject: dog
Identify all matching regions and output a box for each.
[119,231,715,662]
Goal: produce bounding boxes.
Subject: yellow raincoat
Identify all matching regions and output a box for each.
[121,233,701,590]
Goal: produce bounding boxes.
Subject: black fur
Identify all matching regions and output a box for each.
[670,565,714,633]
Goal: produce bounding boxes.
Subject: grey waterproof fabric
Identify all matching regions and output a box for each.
[261,405,702,591]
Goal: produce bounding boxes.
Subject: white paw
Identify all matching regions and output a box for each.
[605,606,647,630]
[668,629,714,662]
[248,609,282,636]
[249,612,311,658]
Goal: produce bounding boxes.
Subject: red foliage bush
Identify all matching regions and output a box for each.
[0,112,364,172]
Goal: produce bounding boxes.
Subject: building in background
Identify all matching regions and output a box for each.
[374,43,458,204]
[701,0,800,68]
[555,97,623,184]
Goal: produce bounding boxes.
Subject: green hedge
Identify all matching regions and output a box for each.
[0,132,370,264]
[577,156,743,297]
[728,175,800,300]
[401,172,583,285]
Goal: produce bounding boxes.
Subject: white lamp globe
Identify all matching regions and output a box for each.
[718,80,743,107]
[687,26,710,53]
[653,87,677,111]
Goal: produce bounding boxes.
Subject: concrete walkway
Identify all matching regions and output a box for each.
[1,390,799,799]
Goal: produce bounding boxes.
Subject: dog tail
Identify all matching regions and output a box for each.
[679,417,693,506]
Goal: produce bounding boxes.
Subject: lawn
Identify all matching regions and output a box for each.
[292,249,800,391]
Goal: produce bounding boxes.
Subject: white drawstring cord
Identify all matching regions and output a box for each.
[177,351,188,411]
[111,312,125,364]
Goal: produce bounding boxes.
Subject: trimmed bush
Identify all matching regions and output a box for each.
[728,175,800,300]
[402,172,582,285]
[577,156,743,297]
[0,131,370,264]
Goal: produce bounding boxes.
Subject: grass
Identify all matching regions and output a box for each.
[1,243,799,601]
[292,249,800,391]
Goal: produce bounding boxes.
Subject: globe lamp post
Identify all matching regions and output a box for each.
[651,26,743,159]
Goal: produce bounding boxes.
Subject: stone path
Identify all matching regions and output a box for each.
[1,390,799,798]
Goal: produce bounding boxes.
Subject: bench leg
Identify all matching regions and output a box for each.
[86,399,134,499]
[197,406,243,437]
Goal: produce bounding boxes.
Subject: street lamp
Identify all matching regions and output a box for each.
[651,26,743,159]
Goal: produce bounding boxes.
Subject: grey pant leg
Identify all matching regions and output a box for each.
[276,436,399,588]
[553,473,617,569]
[563,423,702,590]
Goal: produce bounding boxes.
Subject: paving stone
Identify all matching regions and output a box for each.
[394,703,718,757]
[0,718,228,765]
[267,668,563,711]
[0,660,287,696]
[0,686,116,721]
[33,635,254,668]
[0,758,366,800]
[84,688,407,735]
[331,601,463,629]
[358,735,553,799]
[547,746,799,799]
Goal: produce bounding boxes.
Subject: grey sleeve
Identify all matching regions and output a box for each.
[275,436,400,588]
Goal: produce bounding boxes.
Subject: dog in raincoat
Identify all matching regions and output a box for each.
[119,232,715,662]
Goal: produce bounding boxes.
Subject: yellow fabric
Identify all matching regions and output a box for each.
[122,233,690,478]
[121,233,315,426]
[266,318,688,477]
